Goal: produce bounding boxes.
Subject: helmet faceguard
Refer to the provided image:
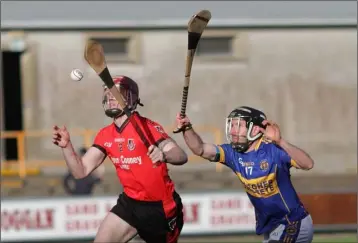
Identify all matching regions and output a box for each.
[102,76,143,119]
[225,106,266,152]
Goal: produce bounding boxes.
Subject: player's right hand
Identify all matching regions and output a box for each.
[176,113,191,128]
[52,125,70,148]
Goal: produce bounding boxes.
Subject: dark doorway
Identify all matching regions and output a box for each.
[2,50,24,161]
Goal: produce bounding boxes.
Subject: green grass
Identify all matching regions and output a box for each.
[177,233,357,243]
[313,234,356,243]
[27,233,356,243]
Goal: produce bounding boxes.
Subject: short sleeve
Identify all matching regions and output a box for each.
[213,144,235,170]
[144,119,170,145]
[272,144,298,169]
[92,129,107,155]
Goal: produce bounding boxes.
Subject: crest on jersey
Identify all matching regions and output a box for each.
[260,160,269,171]
[127,139,135,151]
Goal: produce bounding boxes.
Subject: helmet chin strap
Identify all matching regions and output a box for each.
[232,142,249,153]
[104,98,140,119]
[247,122,263,141]
[105,109,124,118]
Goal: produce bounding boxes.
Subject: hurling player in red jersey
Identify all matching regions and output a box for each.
[52,76,188,243]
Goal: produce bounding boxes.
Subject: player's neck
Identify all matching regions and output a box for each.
[246,137,264,153]
[246,139,260,153]
[114,115,129,127]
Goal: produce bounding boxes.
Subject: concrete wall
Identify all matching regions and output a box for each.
[1,28,356,174]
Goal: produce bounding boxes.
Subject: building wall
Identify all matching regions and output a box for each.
[2,1,356,29]
[1,27,357,174]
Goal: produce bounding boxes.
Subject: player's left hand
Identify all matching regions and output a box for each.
[259,120,282,144]
[148,145,166,164]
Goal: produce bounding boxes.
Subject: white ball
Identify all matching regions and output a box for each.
[70,69,84,81]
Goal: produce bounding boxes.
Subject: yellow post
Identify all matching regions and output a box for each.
[83,129,93,148]
[17,131,27,178]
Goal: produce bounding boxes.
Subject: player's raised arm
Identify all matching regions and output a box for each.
[175,114,218,161]
[52,125,106,179]
[259,120,314,170]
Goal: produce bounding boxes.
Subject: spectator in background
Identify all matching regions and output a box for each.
[63,147,105,195]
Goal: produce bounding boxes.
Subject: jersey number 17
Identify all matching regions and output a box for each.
[245,166,253,175]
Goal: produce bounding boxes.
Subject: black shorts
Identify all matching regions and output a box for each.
[110,191,184,243]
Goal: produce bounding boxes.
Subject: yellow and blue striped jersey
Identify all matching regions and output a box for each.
[215,138,308,235]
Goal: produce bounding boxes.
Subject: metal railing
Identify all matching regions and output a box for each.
[0,126,224,178]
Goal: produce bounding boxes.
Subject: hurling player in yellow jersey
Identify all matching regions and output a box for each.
[176,106,314,243]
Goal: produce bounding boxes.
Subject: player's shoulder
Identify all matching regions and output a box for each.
[218,143,232,149]
[217,143,235,154]
[137,113,165,128]
[256,139,284,160]
[97,123,116,135]
[264,140,282,153]
[255,137,277,151]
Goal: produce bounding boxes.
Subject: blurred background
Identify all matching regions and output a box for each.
[1,1,357,242]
